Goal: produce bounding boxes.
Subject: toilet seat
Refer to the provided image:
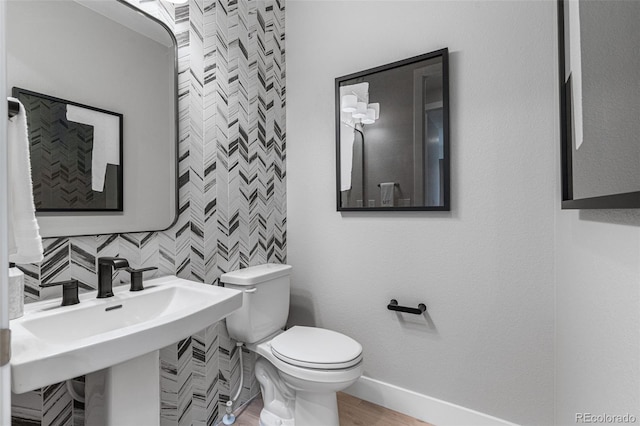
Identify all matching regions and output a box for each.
[270,326,363,370]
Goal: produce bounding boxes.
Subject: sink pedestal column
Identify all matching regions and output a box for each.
[85,350,160,426]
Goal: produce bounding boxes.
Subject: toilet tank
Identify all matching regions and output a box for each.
[220,263,292,343]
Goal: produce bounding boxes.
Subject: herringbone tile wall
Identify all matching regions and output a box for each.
[10,0,286,424]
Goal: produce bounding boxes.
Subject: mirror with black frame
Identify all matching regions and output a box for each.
[335,48,450,211]
[12,87,125,213]
[6,0,178,236]
[558,0,640,208]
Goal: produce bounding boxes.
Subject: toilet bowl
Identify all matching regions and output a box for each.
[221,264,363,426]
[249,327,363,426]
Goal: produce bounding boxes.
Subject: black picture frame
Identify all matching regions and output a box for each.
[557,0,640,209]
[12,87,124,212]
[335,48,450,212]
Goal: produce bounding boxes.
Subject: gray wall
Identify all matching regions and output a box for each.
[286,1,556,424]
[555,211,640,424]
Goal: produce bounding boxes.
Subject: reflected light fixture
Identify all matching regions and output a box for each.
[166,0,189,4]
[341,95,380,125]
[361,109,376,124]
[361,103,380,124]
[369,103,380,120]
[341,94,358,113]
[352,102,368,119]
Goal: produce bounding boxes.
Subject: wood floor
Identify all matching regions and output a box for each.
[230,392,432,426]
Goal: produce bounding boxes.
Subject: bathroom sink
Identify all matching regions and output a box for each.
[10,275,242,394]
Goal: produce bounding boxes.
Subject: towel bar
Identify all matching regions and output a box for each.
[387,299,426,315]
[377,183,399,188]
[8,99,20,118]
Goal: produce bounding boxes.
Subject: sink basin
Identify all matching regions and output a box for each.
[10,275,242,394]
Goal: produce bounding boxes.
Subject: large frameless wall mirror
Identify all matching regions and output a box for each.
[558,0,640,208]
[6,0,178,236]
[335,48,450,211]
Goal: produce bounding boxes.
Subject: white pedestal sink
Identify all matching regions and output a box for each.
[10,276,243,425]
[85,351,160,426]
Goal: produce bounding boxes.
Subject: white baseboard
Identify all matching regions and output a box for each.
[344,376,519,426]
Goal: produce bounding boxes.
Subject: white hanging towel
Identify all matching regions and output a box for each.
[380,182,395,207]
[7,97,44,264]
[66,104,120,192]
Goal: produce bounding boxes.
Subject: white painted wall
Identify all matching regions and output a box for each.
[286,1,557,424]
[555,209,640,424]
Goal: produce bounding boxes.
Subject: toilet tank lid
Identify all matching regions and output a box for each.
[220,263,292,285]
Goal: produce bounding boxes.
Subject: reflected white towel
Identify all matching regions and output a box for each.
[567,0,584,150]
[380,182,395,207]
[339,83,369,191]
[339,119,355,191]
[66,105,120,192]
[7,97,44,264]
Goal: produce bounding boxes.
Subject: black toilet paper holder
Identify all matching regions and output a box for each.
[387,299,427,315]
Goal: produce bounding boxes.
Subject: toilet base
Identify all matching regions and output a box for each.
[258,390,340,426]
[255,358,295,426]
[294,391,339,426]
[254,355,348,426]
[259,408,294,426]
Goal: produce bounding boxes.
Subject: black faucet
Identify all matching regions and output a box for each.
[40,279,80,306]
[97,257,130,298]
[125,266,158,292]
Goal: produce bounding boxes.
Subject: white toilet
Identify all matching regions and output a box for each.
[221,263,363,426]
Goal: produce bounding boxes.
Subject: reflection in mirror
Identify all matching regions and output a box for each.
[6,0,178,236]
[559,0,640,208]
[335,48,449,211]
[13,87,124,212]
